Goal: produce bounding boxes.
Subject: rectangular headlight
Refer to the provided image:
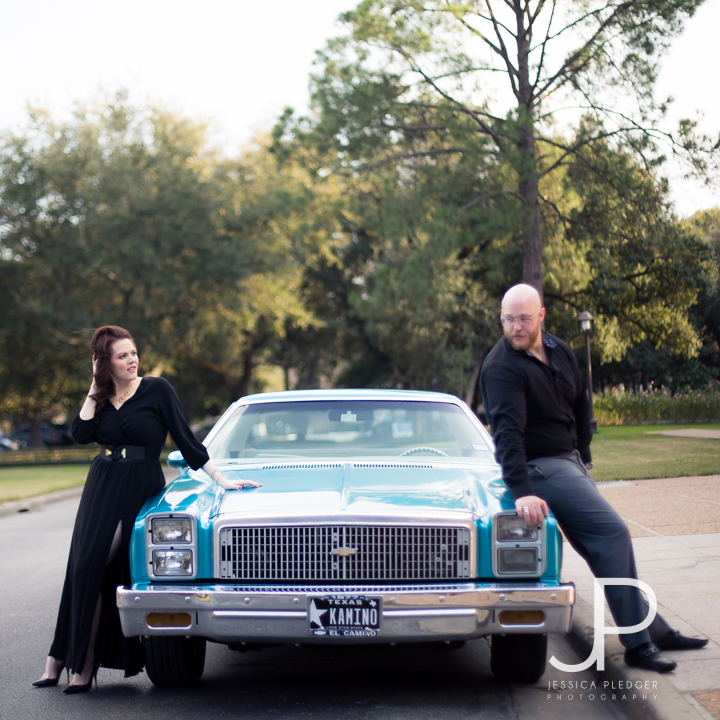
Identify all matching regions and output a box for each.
[152,549,193,576]
[498,547,538,574]
[152,517,192,544]
[496,515,538,542]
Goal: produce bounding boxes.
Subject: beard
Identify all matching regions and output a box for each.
[504,322,541,352]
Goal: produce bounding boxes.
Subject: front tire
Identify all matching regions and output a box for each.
[490,634,547,683]
[143,636,206,687]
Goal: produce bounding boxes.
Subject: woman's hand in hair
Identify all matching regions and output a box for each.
[90,356,98,395]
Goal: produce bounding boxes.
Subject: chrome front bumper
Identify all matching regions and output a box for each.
[117,582,574,644]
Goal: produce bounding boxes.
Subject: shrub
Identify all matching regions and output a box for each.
[594,384,720,425]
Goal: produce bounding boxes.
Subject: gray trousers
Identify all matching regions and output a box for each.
[527,452,671,649]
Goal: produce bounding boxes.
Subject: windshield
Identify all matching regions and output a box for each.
[207,400,494,463]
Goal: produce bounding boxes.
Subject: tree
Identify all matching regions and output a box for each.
[0,98,312,431]
[587,196,719,392]
[263,0,718,397]
[683,207,720,376]
[555,135,713,358]
[290,0,714,295]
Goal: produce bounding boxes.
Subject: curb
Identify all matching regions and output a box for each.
[0,486,84,518]
[566,593,706,720]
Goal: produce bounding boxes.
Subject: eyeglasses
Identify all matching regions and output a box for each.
[500,309,542,326]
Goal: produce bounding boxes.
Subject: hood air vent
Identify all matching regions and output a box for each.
[261,463,344,470]
[353,463,432,469]
[261,462,433,470]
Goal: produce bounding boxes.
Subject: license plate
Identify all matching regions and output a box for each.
[308,595,381,637]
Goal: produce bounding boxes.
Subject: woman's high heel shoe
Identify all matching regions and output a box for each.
[63,661,98,695]
[32,665,69,687]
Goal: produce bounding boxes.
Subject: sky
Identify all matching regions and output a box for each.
[1,0,717,217]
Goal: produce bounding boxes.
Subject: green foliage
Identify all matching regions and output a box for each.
[683,208,720,369]
[592,339,716,393]
[594,384,720,425]
[295,0,715,295]
[0,448,97,466]
[0,97,311,423]
[272,1,717,394]
[546,135,715,361]
[2,0,719,424]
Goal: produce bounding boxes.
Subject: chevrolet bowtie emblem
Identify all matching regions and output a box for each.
[331,547,358,557]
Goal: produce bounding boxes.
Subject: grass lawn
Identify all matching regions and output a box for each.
[591,424,720,481]
[1,425,719,503]
[0,465,87,504]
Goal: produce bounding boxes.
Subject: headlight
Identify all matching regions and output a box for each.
[496,515,538,542]
[152,517,192,544]
[493,512,543,577]
[152,549,193,576]
[497,547,538,574]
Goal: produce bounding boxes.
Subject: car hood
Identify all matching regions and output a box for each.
[208,461,505,521]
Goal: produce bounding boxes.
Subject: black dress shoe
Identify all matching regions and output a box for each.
[624,642,677,673]
[63,660,98,695]
[656,630,709,651]
[63,679,93,695]
[32,667,68,687]
[32,676,60,688]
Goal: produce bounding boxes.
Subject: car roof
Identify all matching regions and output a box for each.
[236,389,464,406]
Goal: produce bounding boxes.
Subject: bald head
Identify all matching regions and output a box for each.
[501,284,541,313]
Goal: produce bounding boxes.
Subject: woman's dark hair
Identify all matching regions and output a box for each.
[89,325,136,419]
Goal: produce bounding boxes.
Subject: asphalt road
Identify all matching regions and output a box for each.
[1,498,625,720]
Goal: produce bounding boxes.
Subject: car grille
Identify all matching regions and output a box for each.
[218,525,472,581]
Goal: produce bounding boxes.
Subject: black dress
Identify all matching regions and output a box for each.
[49,377,209,677]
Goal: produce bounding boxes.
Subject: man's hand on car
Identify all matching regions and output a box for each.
[515,495,549,526]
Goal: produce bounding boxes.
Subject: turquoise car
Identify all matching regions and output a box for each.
[117,390,574,686]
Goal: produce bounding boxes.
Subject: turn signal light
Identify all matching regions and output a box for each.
[146,612,192,628]
[498,610,545,626]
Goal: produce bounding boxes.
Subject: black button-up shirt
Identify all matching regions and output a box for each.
[480,332,592,500]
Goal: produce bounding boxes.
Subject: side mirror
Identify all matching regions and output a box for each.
[167,450,189,469]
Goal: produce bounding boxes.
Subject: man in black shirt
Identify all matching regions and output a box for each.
[481,284,707,673]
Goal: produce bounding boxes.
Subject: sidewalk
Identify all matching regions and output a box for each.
[563,475,720,720]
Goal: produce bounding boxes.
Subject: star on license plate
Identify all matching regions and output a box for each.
[308,595,381,637]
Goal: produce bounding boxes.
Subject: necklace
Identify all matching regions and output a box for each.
[112,384,134,406]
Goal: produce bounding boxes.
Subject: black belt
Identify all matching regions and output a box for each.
[99,445,154,462]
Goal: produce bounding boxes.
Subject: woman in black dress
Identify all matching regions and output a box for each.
[34,325,259,693]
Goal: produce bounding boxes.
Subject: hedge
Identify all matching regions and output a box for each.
[0,446,172,467]
[593,384,720,425]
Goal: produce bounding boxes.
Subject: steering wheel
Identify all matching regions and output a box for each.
[400,446,448,457]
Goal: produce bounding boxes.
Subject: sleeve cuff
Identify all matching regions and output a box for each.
[188,451,210,471]
[506,478,536,501]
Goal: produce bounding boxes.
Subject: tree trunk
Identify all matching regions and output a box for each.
[515,4,543,298]
[465,343,486,409]
[235,338,256,400]
[518,141,543,296]
[296,346,322,389]
[29,412,45,448]
[234,318,273,399]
